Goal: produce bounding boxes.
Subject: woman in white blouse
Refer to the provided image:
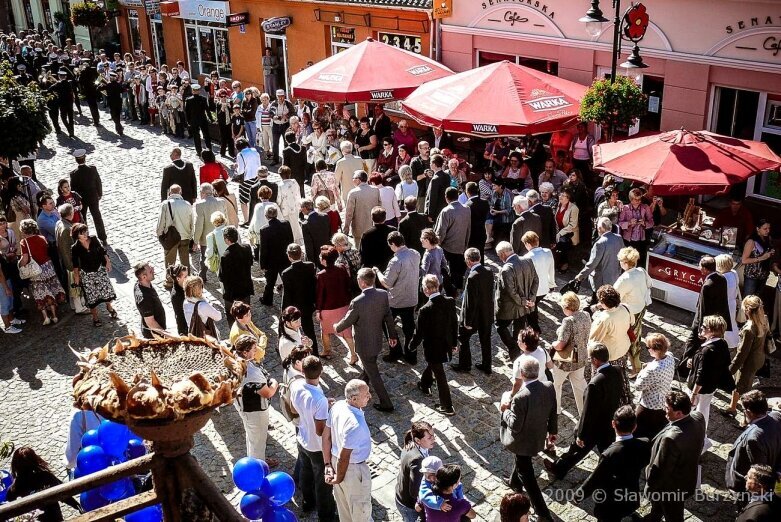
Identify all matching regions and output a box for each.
[204,212,228,274]
[369,173,401,227]
[634,333,675,439]
[715,254,741,348]
[589,284,633,405]
[554,189,579,272]
[276,165,303,244]
[614,247,653,377]
[278,306,313,361]
[183,276,222,338]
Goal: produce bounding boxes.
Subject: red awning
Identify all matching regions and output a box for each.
[592,129,781,195]
[400,60,588,137]
[291,37,453,103]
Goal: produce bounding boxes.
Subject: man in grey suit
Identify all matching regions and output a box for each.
[726,390,781,492]
[495,241,539,361]
[334,268,399,412]
[434,187,471,291]
[645,390,706,522]
[500,357,557,522]
[193,183,228,281]
[573,217,623,303]
[375,232,421,364]
[343,170,380,249]
[510,194,542,255]
[333,141,365,206]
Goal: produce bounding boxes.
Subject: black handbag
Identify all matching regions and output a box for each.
[158,201,181,250]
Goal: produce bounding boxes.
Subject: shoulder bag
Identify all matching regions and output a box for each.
[622,304,637,343]
[18,239,41,280]
[312,172,335,204]
[278,373,305,426]
[206,234,221,273]
[158,201,181,250]
[188,301,219,339]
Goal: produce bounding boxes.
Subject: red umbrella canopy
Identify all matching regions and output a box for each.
[400,60,587,137]
[291,37,453,103]
[592,129,781,195]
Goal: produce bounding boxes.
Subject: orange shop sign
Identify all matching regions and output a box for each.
[432,0,452,20]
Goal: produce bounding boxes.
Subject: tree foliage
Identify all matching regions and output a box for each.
[71,2,108,28]
[579,75,647,140]
[0,63,51,159]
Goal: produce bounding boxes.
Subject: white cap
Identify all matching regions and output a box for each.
[275,89,285,96]
[420,456,443,474]
[191,83,201,90]
[72,149,87,158]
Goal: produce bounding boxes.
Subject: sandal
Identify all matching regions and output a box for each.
[320,350,332,360]
[108,309,118,320]
[349,357,359,366]
[93,319,103,327]
[266,457,280,468]
[721,409,738,418]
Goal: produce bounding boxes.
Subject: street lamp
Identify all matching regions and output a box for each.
[580,1,650,83]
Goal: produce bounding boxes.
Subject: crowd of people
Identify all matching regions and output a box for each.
[1,27,781,522]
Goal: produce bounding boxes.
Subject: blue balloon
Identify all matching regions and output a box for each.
[81,429,100,448]
[0,469,12,502]
[127,438,146,460]
[98,420,131,458]
[240,492,271,520]
[125,505,163,522]
[80,489,109,511]
[261,506,298,522]
[77,445,109,474]
[259,460,270,477]
[232,457,267,493]
[260,472,295,506]
[98,477,133,501]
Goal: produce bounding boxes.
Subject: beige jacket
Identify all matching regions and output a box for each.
[193,196,228,246]
[156,194,194,241]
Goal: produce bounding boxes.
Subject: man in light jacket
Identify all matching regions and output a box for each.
[156,184,193,289]
[333,141,365,207]
[434,187,471,292]
[495,241,539,361]
[573,217,624,303]
[343,170,380,249]
[193,183,228,282]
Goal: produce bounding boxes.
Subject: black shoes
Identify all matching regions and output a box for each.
[451,365,471,373]
[416,382,432,396]
[435,405,455,416]
[382,355,401,363]
[475,364,492,375]
[372,403,394,413]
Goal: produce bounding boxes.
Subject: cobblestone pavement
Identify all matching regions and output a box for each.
[0,111,778,521]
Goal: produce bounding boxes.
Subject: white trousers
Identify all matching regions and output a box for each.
[235,402,269,461]
[332,456,373,522]
[259,124,272,153]
[550,365,587,416]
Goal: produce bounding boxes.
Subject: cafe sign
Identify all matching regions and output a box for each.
[262,16,292,34]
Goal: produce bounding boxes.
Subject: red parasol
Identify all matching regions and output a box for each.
[400,60,587,137]
[592,129,781,195]
[290,37,453,103]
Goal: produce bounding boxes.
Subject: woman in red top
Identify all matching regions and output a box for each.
[315,245,356,364]
[18,219,65,324]
[199,150,229,184]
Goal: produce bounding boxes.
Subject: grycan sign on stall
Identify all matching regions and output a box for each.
[647,256,705,292]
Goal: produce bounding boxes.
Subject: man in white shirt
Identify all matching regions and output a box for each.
[291,356,337,521]
[323,379,373,522]
[236,139,261,224]
[521,231,555,334]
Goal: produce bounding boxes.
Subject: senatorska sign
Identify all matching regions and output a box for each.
[648,256,705,293]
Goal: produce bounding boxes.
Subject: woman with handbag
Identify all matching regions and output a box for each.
[309,160,342,212]
[550,291,590,416]
[204,211,228,275]
[70,223,117,327]
[18,219,65,325]
[589,284,633,405]
[725,295,769,417]
[554,189,579,273]
[685,315,733,451]
[614,247,653,377]
[183,275,222,339]
[316,246,357,364]
[233,335,279,465]
[212,181,239,227]
[634,333,675,439]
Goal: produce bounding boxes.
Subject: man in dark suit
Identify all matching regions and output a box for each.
[301,199,331,268]
[410,275,458,416]
[281,243,318,355]
[545,343,623,480]
[334,269,399,412]
[726,390,781,492]
[577,406,651,521]
[425,126,454,151]
[183,84,213,157]
[465,182,490,259]
[247,166,278,223]
[685,255,733,358]
[359,207,396,271]
[218,226,254,326]
[282,131,308,197]
[645,391,706,522]
[500,357,557,522]
[737,464,781,522]
[69,149,107,242]
[398,196,429,255]
[454,248,495,374]
[259,206,294,306]
[424,154,449,221]
[161,147,198,204]
[526,190,557,249]
[510,195,542,255]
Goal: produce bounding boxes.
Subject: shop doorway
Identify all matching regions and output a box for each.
[265,34,289,95]
[712,87,759,140]
[127,9,141,53]
[150,16,166,67]
[641,75,664,132]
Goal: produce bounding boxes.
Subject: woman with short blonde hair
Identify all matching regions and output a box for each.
[614,246,652,376]
[551,291,590,415]
[205,212,229,273]
[617,246,640,268]
[726,295,770,415]
[183,275,222,337]
[716,253,740,348]
[634,332,675,439]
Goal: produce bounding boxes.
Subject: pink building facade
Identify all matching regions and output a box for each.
[440,0,781,204]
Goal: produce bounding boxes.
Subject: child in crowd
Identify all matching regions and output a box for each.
[419,461,475,521]
[416,457,472,519]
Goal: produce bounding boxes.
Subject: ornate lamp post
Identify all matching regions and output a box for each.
[580,1,650,82]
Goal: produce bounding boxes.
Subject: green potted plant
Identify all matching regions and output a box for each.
[0,63,52,159]
[580,75,647,142]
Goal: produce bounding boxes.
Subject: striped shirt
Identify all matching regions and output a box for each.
[257,104,272,126]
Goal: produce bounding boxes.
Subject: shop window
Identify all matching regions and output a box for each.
[330,26,355,55]
[185,22,231,78]
[150,17,166,67]
[127,10,141,53]
[713,87,759,140]
[477,51,557,75]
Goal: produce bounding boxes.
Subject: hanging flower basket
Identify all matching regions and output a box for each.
[579,75,647,140]
[71,2,108,28]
